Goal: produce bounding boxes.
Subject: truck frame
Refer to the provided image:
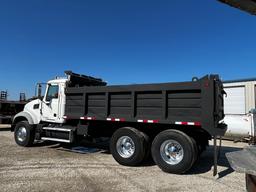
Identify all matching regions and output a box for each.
[11,71,226,174]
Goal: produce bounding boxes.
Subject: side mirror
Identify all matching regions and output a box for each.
[35,83,46,100]
[38,84,42,97]
[37,84,44,101]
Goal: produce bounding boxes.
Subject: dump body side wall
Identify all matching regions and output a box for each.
[65,76,224,136]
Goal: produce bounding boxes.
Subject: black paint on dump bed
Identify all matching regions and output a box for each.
[65,75,226,136]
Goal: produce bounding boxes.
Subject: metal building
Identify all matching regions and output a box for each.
[223,78,256,141]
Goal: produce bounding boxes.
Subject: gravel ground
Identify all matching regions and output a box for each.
[0,125,247,192]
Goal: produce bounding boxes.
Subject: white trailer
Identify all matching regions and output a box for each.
[223,78,256,142]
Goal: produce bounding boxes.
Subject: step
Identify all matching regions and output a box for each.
[41,126,73,143]
[42,127,72,132]
[41,137,71,143]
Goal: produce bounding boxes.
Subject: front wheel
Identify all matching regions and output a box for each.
[14,121,35,147]
[151,129,195,174]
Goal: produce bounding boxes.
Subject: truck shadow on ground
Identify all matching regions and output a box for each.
[33,140,61,147]
[41,139,244,178]
[138,145,244,175]
[187,145,243,178]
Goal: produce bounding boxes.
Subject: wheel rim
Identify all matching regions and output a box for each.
[17,127,27,142]
[116,136,135,158]
[160,139,184,165]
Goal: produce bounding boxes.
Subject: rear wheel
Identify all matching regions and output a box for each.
[110,127,147,166]
[198,139,209,155]
[141,131,151,162]
[190,136,198,166]
[151,129,195,174]
[14,121,35,147]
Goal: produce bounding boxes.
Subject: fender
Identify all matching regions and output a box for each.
[11,111,40,131]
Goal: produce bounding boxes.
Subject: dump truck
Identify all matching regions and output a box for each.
[11,71,226,174]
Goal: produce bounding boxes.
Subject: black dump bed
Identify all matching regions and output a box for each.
[65,73,226,136]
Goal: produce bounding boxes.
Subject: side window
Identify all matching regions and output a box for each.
[46,85,59,102]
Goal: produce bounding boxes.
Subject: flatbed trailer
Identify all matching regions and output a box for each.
[0,100,26,124]
[11,71,226,174]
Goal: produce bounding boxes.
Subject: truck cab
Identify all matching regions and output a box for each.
[13,78,68,127]
[12,70,106,127]
[11,71,107,145]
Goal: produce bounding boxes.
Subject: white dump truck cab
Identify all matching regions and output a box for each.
[11,71,107,146]
[13,78,68,127]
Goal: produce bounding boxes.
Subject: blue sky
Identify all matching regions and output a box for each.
[0,0,255,100]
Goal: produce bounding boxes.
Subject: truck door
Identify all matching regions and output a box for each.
[42,84,60,122]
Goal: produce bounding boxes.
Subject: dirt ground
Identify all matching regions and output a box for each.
[0,125,247,192]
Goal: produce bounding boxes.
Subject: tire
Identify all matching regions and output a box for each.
[110,127,147,166]
[151,129,195,174]
[190,136,198,166]
[14,121,35,147]
[198,139,208,155]
[141,131,151,162]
